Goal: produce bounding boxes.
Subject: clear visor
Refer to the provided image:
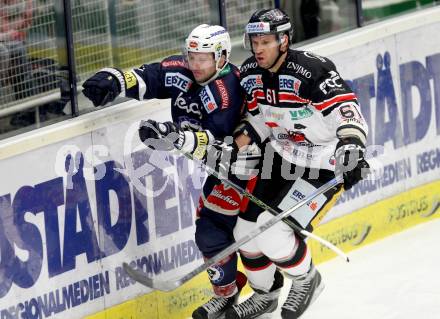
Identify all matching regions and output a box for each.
[243,33,285,51]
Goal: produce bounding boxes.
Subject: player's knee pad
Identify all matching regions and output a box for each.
[195,217,233,257]
[244,263,277,293]
[254,211,297,259]
[277,243,312,277]
[233,217,261,253]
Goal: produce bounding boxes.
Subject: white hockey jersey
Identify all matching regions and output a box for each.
[240,49,368,171]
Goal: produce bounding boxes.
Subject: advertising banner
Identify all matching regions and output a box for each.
[324,22,440,220]
[0,112,206,318]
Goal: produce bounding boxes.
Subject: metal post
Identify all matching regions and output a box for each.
[107,0,117,67]
[356,0,364,27]
[218,0,227,28]
[62,0,79,116]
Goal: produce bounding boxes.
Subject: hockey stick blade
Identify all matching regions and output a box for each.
[123,175,344,291]
[122,262,180,291]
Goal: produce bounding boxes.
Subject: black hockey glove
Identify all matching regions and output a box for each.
[335,137,370,190]
[82,70,121,107]
[138,119,178,151]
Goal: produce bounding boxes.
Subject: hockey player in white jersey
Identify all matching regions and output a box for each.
[224,8,370,319]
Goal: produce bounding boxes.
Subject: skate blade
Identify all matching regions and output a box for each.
[310,281,325,306]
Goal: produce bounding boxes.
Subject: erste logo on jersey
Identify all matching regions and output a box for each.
[290,189,319,211]
[279,75,301,94]
[165,72,192,92]
[200,86,218,113]
[240,74,263,95]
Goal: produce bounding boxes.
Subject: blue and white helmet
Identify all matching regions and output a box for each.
[185,24,231,84]
[185,24,231,62]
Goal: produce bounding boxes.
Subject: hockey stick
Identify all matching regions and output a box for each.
[169,135,348,260]
[124,127,348,290]
[137,123,342,241]
[123,174,344,291]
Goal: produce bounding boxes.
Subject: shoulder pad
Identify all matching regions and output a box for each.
[296,50,336,71]
[286,50,337,81]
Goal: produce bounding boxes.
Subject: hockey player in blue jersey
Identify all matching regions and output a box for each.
[82,24,250,319]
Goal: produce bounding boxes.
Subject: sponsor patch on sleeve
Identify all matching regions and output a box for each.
[123,71,137,89]
[200,86,218,113]
[161,59,186,68]
[164,72,192,92]
[240,74,263,95]
[215,79,230,109]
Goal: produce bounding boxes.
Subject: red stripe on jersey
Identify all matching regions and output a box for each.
[278,92,309,104]
[247,97,258,111]
[313,93,357,111]
[265,122,278,128]
[254,89,265,98]
[215,79,230,109]
[247,89,264,111]
[239,176,258,212]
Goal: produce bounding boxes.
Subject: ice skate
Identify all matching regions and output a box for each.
[192,293,241,319]
[225,270,284,319]
[281,264,324,318]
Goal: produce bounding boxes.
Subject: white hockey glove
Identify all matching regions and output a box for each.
[231,142,262,179]
[174,130,215,160]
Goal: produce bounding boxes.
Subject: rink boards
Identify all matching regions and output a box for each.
[0,6,439,319]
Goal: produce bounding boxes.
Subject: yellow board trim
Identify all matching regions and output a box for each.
[85,180,440,319]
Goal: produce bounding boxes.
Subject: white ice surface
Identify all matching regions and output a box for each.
[187,219,440,319]
[271,218,440,319]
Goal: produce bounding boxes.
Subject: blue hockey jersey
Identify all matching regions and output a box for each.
[124,55,245,139]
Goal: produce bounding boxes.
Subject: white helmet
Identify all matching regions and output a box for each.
[185,24,232,84]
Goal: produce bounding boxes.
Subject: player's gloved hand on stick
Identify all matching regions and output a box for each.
[138,119,178,151]
[174,130,215,160]
[335,137,370,190]
[139,119,178,141]
[82,69,122,107]
[138,119,216,158]
[231,142,261,178]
